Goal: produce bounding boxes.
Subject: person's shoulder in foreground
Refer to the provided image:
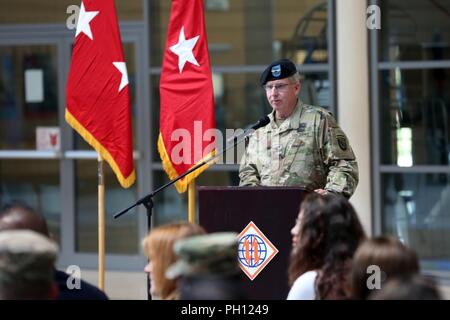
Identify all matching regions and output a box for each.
[54,269,109,300]
[287,270,318,300]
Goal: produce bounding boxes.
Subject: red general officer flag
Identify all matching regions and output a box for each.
[66,0,135,188]
[159,0,216,193]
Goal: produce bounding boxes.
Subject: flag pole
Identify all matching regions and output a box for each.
[188,180,195,223]
[98,153,105,290]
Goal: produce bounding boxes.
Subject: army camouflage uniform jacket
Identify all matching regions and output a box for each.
[239,99,358,198]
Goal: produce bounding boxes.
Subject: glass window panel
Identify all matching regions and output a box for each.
[0,45,58,149]
[150,0,327,66]
[74,160,138,254]
[0,159,60,245]
[150,72,329,161]
[153,170,236,226]
[379,0,450,61]
[275,0,328,64]
[381,173,450,270]
[0,0,143,24]
[74,42,138,150]
[115,0,144,21]
[152,170,187,226]
[379,68,450,165]
[150,76,160,162]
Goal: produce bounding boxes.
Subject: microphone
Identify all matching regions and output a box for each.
[226,116,270,146]
[246,116,270,131]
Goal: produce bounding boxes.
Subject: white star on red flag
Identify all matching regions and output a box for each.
[113,62,129,92]
[67,0,136,188]
[75,2,99,40]
[170,26,200,73]
[159,0,216,193]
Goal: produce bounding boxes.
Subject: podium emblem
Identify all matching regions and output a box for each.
[238,221,278,281]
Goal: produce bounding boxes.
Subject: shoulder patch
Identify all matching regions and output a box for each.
[337,135,348,151]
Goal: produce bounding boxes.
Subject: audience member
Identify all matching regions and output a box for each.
[0,230,58,299]
[369,274,442,300]
[0,202,109,300]
[166,232,245,300]
[287,193,366,300]
[142,222,206,300]
[351,235,419,299]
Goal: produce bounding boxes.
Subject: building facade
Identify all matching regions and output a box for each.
[0,0,449,296]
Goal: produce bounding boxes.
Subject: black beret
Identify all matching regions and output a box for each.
[260,59,298,86]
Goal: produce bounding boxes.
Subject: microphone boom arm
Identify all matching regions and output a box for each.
[113,119,267,219]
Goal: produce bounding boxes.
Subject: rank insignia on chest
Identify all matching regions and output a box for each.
[297,123,307,133]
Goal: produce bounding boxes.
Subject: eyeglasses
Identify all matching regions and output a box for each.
[263,83,292,92]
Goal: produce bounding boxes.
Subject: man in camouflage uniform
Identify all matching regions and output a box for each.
[166,232,245,299]
[0,229,58,299]
[239,59,358,198]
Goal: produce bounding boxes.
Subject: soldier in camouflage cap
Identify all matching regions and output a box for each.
[166,232,239,279]
[0,229,58,299]
[166,232,244,299]
[239,58,358,198]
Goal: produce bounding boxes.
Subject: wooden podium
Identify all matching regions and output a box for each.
[198,186,309,299]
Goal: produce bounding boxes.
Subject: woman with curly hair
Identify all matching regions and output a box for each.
[142,222,206,300]
[287,193,366,300]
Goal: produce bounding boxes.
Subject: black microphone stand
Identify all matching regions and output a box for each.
[113,128,255,220]
[113,121,265,300]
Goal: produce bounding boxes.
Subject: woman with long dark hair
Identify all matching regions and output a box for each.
[287,193,366,299]
[351,236,419,299]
